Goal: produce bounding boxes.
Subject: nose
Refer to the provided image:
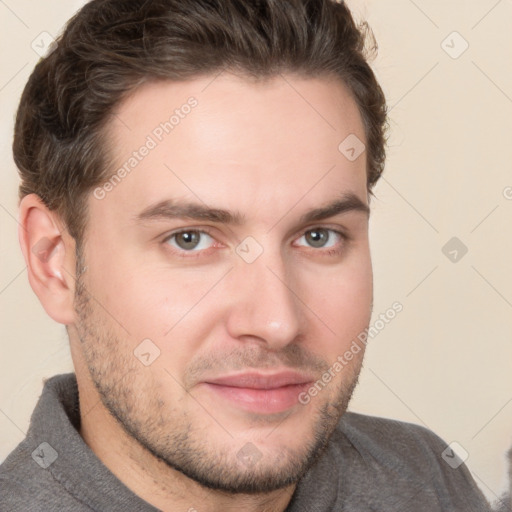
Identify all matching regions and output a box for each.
[224,252,303,350]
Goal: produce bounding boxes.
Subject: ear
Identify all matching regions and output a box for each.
[18,194,77,325]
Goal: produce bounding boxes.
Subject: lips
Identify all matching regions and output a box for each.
[205,371,313,389]
[201,371,315,414]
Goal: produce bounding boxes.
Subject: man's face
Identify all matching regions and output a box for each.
[73,73,373,492]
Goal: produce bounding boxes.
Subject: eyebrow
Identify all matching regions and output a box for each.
[133,192,369,226]
[300,194,370,223]
[134,200,244,225]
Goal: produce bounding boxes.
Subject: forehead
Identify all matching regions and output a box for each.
[95,73,368,223]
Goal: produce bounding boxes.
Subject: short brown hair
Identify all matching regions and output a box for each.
[14,0,387,246]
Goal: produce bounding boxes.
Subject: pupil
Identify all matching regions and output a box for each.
[306,229,328,248]
[177,231,200,250]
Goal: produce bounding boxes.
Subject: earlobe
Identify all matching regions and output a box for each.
[18,194,77,325]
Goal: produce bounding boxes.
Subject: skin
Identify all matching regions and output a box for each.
[19,72,373,512]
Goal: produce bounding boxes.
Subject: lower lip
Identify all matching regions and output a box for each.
[202,382,311,414]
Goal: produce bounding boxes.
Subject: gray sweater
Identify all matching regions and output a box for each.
[0,373,491,511]
[494,447,512,511]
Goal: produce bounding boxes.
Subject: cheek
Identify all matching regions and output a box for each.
[302,251,372,350]
[94,267,228,372]
[85,236,215,332]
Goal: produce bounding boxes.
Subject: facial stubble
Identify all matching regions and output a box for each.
[73,255,363,494]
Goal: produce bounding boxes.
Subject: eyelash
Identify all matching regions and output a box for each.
[293,228,348,257]
[161,226,349,258]
[161,227,218,259]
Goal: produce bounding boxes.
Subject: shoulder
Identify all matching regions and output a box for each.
[0,450,91,511]
[335,411,465,472]
[0,440,82,511]
[0,374,89,511]
[339,411,451,453]
[326,412,490,511]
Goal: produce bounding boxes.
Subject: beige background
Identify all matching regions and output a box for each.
[1,0,511,505]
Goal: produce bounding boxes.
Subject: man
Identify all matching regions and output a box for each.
[495,449,512,511]
[0,0,490,510]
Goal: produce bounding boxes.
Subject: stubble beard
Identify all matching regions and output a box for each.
[73,257,363,494]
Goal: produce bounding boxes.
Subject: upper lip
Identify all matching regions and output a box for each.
[204,371,315,390]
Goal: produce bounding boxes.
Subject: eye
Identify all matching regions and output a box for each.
[295,228,343,249]
[164,230,215,252]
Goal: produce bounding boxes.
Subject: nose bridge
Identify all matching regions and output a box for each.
[226,247,302,347]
